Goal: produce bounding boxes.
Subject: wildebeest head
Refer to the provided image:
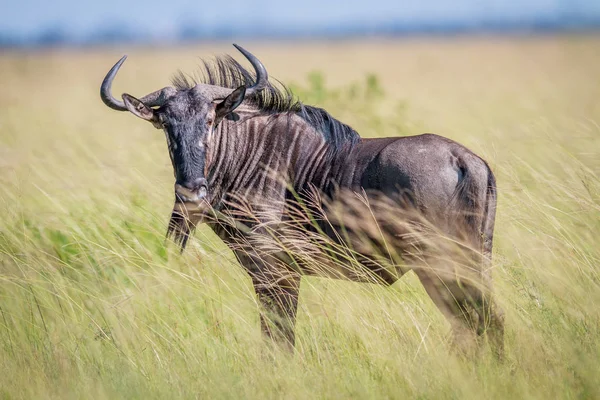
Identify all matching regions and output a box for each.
[100,44,270,246]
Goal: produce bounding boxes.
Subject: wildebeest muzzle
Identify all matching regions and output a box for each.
[174,178,209,205]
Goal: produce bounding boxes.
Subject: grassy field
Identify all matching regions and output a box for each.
[1,35,599,399]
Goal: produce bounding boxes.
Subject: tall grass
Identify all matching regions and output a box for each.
[1,37,599,399]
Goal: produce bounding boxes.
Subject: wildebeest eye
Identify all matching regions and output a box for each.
[206,118,214,125]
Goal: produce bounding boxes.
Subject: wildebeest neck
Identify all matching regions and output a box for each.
[206,110,366,212]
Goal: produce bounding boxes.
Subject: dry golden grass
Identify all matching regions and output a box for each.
[0,35,599,399]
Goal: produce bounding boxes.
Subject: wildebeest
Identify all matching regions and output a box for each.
[100,44,504,356]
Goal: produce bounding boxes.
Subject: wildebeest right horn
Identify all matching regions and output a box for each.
[100,55,176,111]
[194,44,270,100]
[232,44,269,96]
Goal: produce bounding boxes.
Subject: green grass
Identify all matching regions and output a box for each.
[1,38,599,399]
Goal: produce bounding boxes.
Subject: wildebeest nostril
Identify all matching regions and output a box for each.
[197,185,208,200]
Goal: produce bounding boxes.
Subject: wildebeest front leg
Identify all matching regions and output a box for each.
[234,251,300,350]
[253,271,300,350]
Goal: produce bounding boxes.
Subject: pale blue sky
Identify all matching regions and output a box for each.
[2,0,600,40]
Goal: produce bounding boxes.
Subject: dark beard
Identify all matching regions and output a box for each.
[166,206,196,252]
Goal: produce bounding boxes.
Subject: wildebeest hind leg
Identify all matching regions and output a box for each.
[414,267,504,357]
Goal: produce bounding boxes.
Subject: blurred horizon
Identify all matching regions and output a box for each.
[2,0,600,48]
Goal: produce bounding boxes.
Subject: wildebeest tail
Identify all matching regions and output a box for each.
[481,162,497,261]
[450,156,496,257]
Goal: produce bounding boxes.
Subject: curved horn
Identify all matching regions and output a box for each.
[100,56,176,111]
[232,44,269,96]
[100,55,129,111]
[195,44,270,100]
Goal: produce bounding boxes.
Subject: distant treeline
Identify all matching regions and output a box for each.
[2,17,600,48]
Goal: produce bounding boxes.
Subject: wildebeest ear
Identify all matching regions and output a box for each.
[122,93,156,122]
[215,86,246,120]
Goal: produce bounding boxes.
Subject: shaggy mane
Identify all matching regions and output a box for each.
[172,55,360,151]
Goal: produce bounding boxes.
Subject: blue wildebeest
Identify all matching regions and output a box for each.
[100,44,504,356]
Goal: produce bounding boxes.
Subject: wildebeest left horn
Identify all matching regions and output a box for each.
[100,55,176,111]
